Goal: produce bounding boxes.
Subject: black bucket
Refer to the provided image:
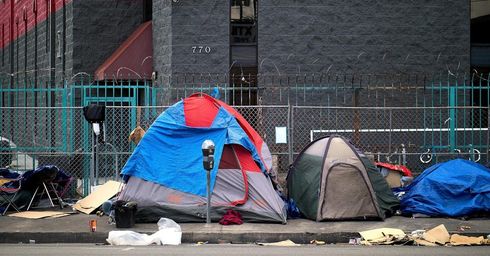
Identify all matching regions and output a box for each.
[114,200,137,228]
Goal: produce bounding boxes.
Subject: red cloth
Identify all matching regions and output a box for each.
[219,209,243,225]
[375,162,413,177]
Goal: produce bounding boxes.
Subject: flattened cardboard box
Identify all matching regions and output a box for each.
[74,180,122,214]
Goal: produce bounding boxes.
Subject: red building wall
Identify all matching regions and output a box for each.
[0,0,71,49]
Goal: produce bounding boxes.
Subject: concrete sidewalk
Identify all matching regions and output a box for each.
[0,208,489,244]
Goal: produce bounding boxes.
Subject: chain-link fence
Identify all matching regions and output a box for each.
[1,104,488,198]
[1,72,489,198]
[0,106,165,198]
[292,106,489,173]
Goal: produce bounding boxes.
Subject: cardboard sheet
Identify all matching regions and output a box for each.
[359,228,406,243]
[423,224,450,245]
[9,211,72,219]
[414,238,438,246]
[450,234,484,246]
[257,240,300,246]
[74,180,122,214]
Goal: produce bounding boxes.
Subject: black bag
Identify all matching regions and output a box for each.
[83,104,105,123]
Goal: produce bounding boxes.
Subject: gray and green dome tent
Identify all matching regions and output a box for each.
[287,135,399,221]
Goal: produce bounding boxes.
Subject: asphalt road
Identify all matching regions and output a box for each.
[0,244,488,256]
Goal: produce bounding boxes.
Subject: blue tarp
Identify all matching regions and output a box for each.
[1,165,71,190]
[401,159,490,217]
[121,101,265,197]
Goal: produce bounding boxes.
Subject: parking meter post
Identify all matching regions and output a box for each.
[201,140,215,225]
[206,170,211,224]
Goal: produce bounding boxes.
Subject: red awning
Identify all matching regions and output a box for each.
[95,21,153,80]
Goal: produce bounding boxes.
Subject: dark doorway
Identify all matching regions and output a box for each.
[143,0,152,22]
[230,0,258,105]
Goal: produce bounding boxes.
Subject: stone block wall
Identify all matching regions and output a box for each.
[152,0,229,79]
[258,0,470,76]
[258,0,470,106]
[153,0,172,78]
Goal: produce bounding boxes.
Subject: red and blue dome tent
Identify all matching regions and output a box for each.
[119,93,286,223]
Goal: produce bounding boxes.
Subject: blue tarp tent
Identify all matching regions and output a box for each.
[401,159,490,217]
[118,94,287,223]
[121,101,263,197]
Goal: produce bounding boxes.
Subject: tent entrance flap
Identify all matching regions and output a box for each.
[218,145,249,206]
[320,163,379,220]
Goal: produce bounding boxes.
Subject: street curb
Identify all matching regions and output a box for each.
[182,232,361,244]
[0,231,360,244]
[0,232,107,244]
[0,231,487,244]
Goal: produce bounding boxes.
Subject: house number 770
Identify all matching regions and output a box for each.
[192,46,211,54]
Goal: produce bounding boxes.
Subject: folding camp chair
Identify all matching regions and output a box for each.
[25,167,64,211]
[0,176,22,215]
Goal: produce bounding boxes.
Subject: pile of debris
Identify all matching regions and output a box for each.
[359,224,490,246]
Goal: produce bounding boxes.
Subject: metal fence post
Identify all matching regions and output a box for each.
[388,109,392,158]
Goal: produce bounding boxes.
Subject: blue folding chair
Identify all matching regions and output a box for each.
[0,176,22,215]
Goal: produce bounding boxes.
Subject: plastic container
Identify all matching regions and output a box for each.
[114,200,137,228]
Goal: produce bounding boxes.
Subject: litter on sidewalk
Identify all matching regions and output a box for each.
[8,210,75,219]
[106,217,181,246]
[421,224,450,245]
[450,234,485,246]
[310,239,325,245]
[359,228,407,245]
[359,224,490,246]
[257,239,300,247]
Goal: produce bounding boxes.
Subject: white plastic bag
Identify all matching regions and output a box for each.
[152,218,182,245]
[106,218,182,246]
[157,218,181,232]
[106,231,160,246]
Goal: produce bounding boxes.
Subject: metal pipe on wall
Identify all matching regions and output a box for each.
[49,0,56,148]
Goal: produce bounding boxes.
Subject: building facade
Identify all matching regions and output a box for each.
[154,1,470,77]
[1,1,472,96]
[0,0,146,89]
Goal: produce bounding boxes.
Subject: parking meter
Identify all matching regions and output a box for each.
[202,140,215,171]
[201,140,215,225]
